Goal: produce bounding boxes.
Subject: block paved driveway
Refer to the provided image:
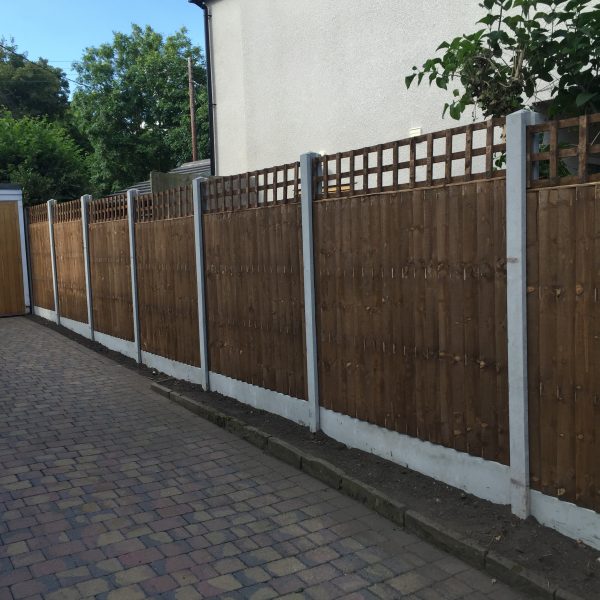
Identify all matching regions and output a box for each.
[0,317,525,600]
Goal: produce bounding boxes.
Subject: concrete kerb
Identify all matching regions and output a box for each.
[555,588,588,600]
[485,551,555,599]
[267,437,304,469]
[405,510,486,568]
[150,382,583,600]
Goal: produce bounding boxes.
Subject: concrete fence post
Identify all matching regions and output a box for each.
[126,189,142,364]
[22,205,34,314]
[300,152,321,433]
[81,194,94,340]
[506,109,544,519]
[47,199,60,325]
[192,177,210,391]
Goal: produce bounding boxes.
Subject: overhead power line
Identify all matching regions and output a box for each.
[0,42,91,90]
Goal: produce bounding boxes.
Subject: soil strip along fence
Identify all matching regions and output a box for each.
[27,110,600,551]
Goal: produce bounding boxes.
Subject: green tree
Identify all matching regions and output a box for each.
[0,114,88,205]
[406,0,600,120]
[71,25,208,195]
[0,38,69,120]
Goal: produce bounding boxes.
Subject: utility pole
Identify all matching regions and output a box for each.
[188,56,198,162]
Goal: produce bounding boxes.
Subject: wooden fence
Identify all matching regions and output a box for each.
[88,194,133,341]
[25,113,600,534]
[527,181,600,512]
[315,118,506,199]
[52,200,87,323]
[315,179,509,464]
[135,187,200,366]
[528,114,600,188]
[203,170,306,400]
[27,204,54,310]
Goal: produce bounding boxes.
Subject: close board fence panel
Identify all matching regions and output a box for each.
[27,204,54,310]
[52,199,87,323]
[134,186,200,367]
[88,194,134,342]
[314,179,509,464]
[527,182,600,513]
[203,171,306,400]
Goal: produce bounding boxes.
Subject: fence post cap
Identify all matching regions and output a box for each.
[300,151,320,160]
[506,109,544,125]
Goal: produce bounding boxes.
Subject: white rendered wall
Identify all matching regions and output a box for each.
[209,0,483,175]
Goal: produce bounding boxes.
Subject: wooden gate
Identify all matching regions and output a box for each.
[0,189,27,316]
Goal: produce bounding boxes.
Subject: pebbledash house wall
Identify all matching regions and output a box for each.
[207,0,484,176]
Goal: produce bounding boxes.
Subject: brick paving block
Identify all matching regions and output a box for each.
[300,545,340,566]
[367,581,403,600]
[10,578,46,600]
[455,568,501,593]
[114,564,156,586]
[238,583,279,599]
[304,581,345,599]
[332,572,369,593]
[189,562,219,581]
[357,562,397,584]
[106,583,146,600]
[96,531,125,547]
[297,563,341,586]
[0,541,28,558]
[171,569,198,586]
[103,538,146,558]
[0,319,529,600]
[93,557,123,574]
[45,585,81,600]
[56,565,92,585]
[118,546,163,568]
[141,574,178,595]
[388,571,435,594]
[10,549,45,569]
[233,566,271,586]
[264,557,305,578]
[240,548,282,567]
[434,555,471,576]
[206,573,242,593]
[213,557,246,575]
[76,577,111,596]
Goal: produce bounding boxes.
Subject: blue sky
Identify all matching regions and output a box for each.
[1,0,205,93]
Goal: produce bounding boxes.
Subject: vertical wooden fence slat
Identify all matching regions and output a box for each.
[465,125,473,180]
[549,121,558,182]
